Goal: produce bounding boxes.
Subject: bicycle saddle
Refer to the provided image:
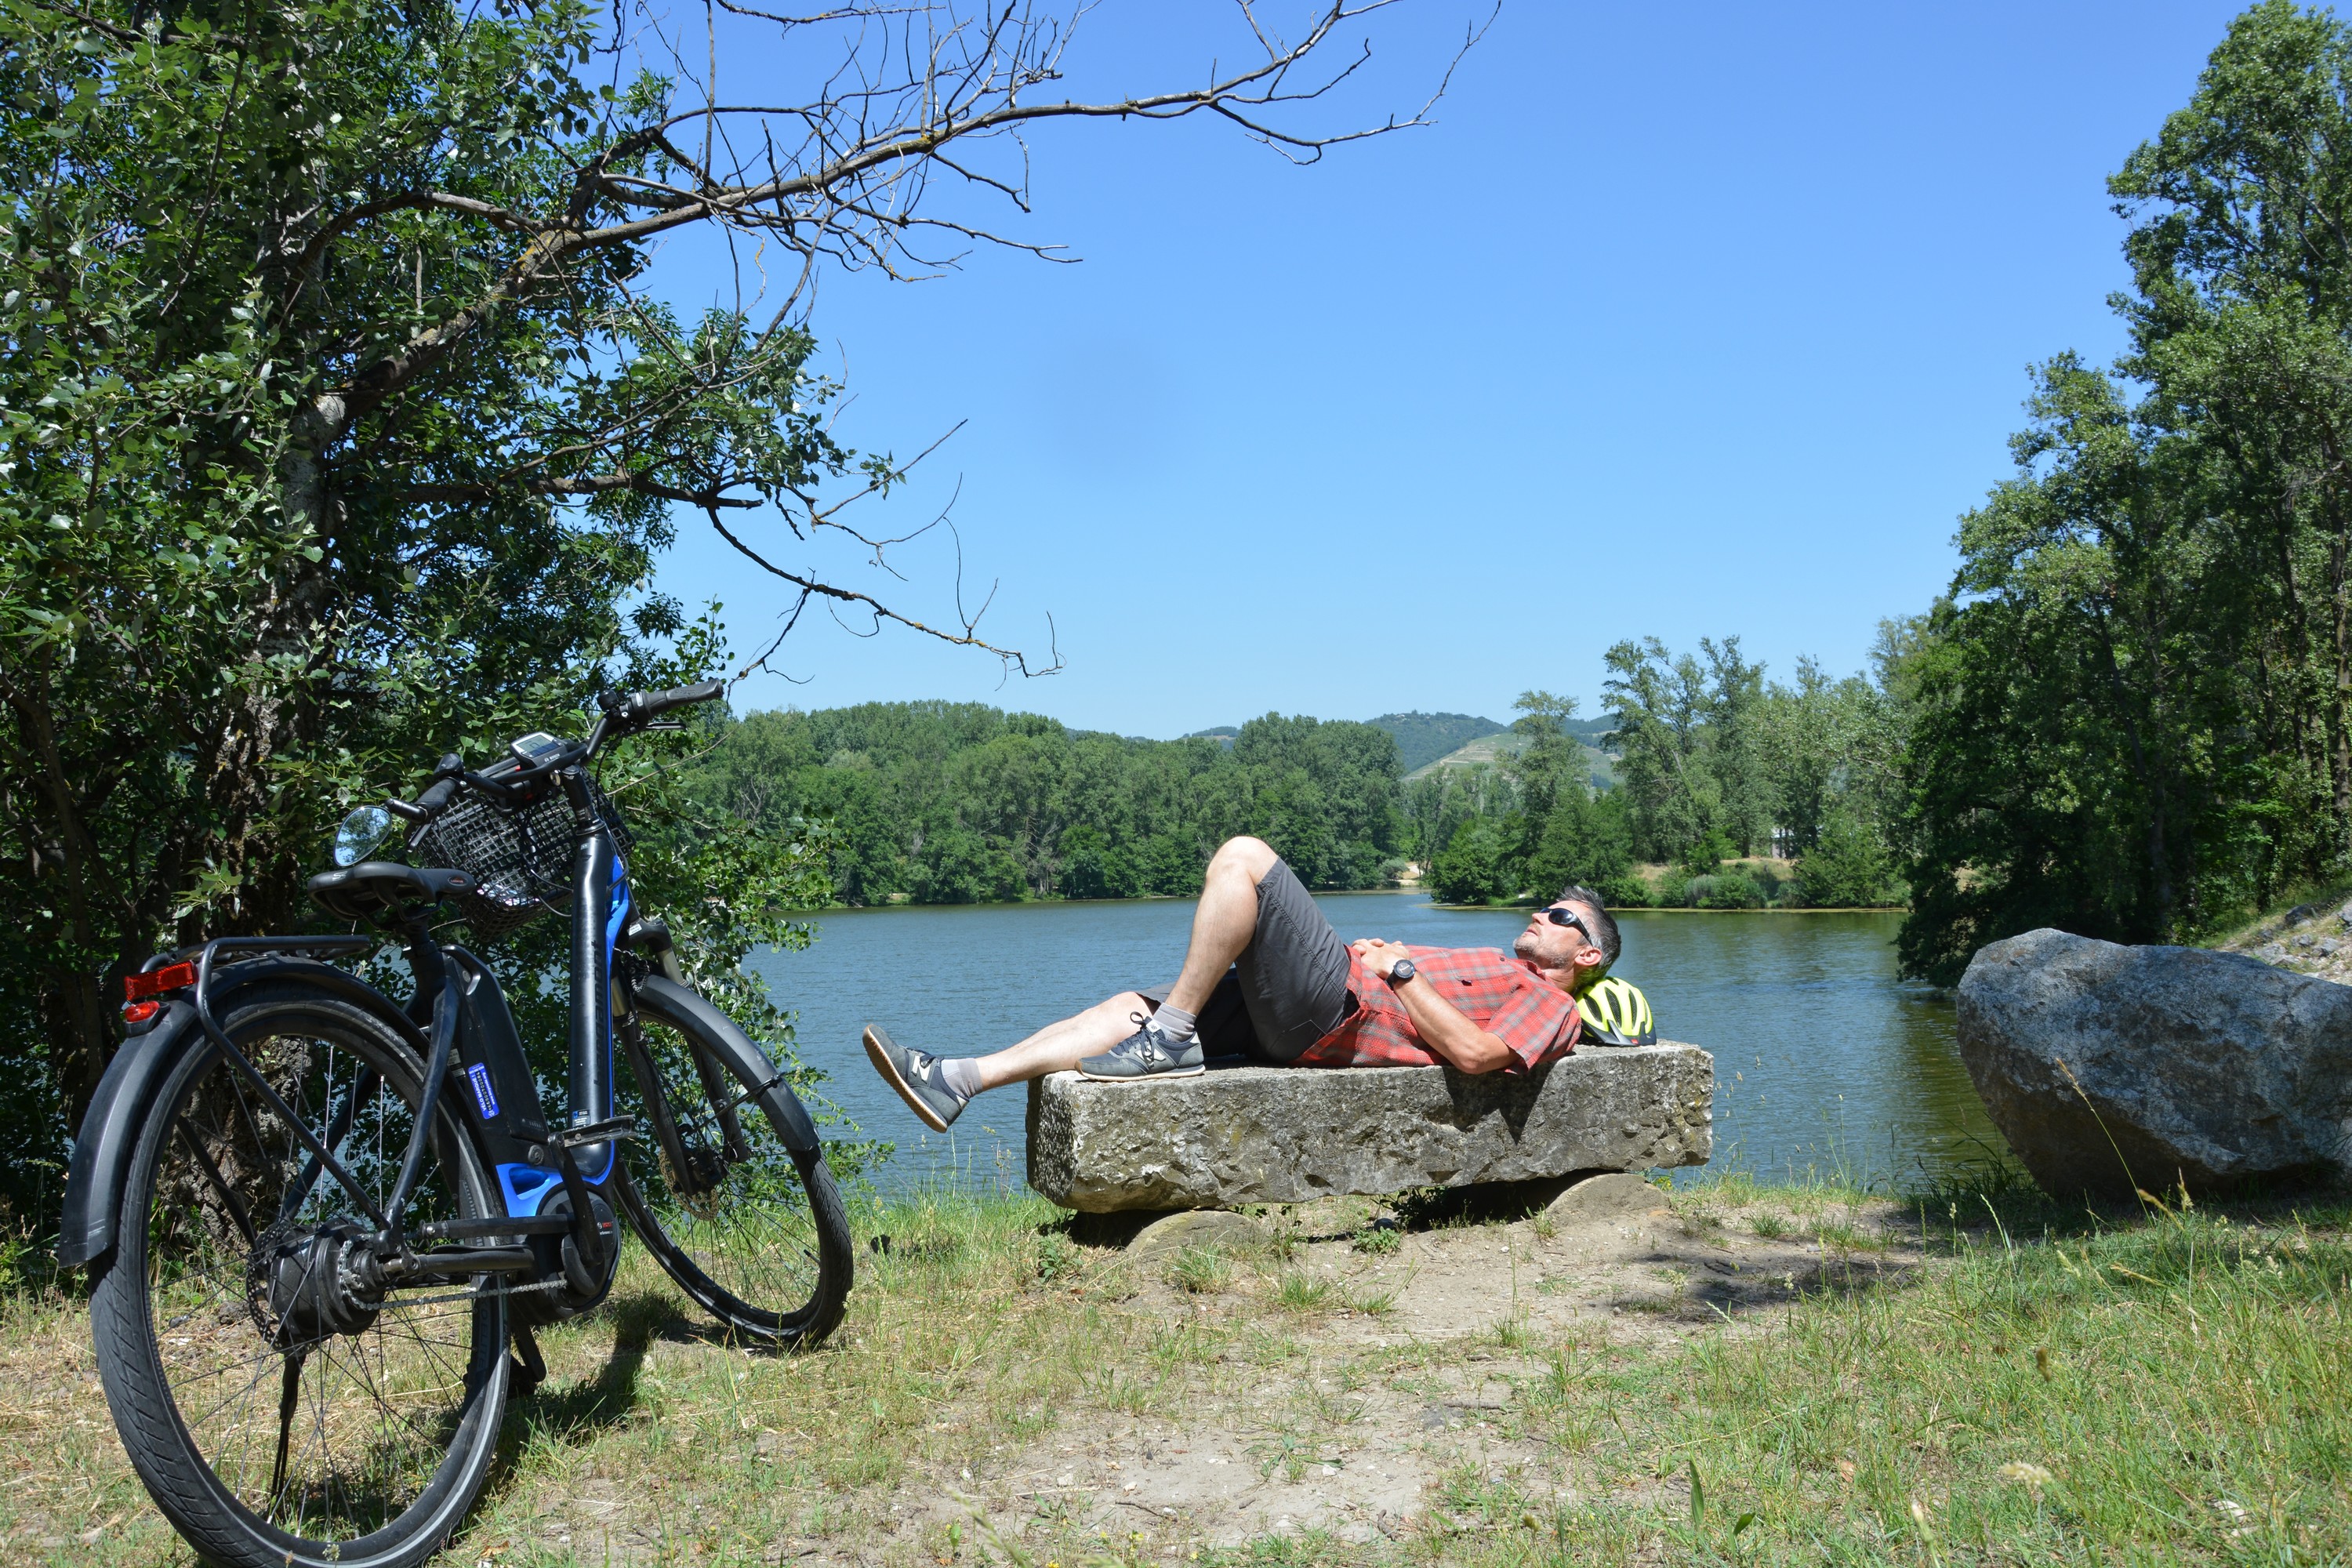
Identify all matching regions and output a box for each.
[307,862,476,923]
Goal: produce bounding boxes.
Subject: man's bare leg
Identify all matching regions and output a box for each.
[968,991,1154,1091]
[953,838,1273,1090]
[1160,835,1279,1015]
[866,836,1282,1122]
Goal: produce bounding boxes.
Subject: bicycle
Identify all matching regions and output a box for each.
[58,680,855,1568]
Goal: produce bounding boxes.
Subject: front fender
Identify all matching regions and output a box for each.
[632,975,820,1155]
[56,958,423,1270]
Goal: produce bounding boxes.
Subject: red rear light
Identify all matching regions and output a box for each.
[122,1000,162,1025]
[125,961,197,1002]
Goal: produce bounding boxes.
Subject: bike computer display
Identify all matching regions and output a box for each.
[510,731,568,764]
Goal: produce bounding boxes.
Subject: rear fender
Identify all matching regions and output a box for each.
[56,958,424,1270]
[630,974,820,1155]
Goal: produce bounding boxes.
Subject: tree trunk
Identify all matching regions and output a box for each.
[2330,516,2352,862]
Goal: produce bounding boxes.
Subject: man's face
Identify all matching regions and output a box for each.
[1514,899,1606,978]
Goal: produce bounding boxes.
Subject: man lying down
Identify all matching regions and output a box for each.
[863,834,1657,1132]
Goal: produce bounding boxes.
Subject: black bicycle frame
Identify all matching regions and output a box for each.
[178,766,641,1279]
[414,768,633,1270]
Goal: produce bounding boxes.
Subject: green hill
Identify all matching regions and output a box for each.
[1405,728,1617,791]
[1368,711,1509,774]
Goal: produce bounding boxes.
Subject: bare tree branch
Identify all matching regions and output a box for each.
[245,1,1481,677]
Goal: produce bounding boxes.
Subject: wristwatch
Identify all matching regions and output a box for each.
[1385,957,1417,986]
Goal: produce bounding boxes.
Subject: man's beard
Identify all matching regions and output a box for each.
[1512,928,1541,961]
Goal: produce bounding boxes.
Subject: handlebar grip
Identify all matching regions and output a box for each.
[385,757,466,824]
[626,679,725,721]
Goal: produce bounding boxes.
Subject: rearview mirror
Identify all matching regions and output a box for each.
[333,805,394,867]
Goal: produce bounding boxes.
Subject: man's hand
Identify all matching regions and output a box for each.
[1349,938,1414,978]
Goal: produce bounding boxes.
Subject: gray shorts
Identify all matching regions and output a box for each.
[1142,858,1356,1064]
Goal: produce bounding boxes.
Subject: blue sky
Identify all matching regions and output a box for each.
[640,0,2252,737]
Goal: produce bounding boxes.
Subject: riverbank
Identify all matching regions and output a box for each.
[7,1171,2345,1564]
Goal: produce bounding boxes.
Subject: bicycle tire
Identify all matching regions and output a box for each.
[89,980,509,1568]
[615,982,852,1348]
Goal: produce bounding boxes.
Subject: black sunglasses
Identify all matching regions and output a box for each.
[1537,905,1592,938]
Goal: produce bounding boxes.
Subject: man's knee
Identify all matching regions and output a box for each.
[1209,836,1278,882]
[1095,990,1150,1023]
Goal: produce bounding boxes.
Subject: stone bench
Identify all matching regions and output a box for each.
[1025,1042,1712,1232]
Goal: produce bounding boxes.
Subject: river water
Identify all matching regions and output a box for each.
[742,892,2006,1197]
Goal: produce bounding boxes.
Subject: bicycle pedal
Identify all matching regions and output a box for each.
[557,1116,637,1149]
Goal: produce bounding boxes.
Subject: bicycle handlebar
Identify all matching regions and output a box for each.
[601,679,724,725]
[383,682,724,830]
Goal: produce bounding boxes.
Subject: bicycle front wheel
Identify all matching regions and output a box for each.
[88,978,508,1568]
[615,980,851,1348]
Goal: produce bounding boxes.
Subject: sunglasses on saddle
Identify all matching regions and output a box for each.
[1536,905,1593,939]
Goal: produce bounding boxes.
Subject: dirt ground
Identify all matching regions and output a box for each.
[851,1189,1919,1562]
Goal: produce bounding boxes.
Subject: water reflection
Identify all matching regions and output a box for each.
[744,893,2005,1196]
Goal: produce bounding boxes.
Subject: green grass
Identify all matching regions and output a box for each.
[1272,1269,1338,1312]
[7,1176,2351,1564]
[1399,1194,2352,1566]
[1170,1244,1234,1294]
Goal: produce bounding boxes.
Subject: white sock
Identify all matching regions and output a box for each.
[939,1057,984,1099]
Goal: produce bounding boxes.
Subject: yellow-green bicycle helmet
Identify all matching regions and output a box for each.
[1577,974,1656,1047]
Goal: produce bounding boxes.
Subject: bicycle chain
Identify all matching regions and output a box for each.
[361,1275,571,1311]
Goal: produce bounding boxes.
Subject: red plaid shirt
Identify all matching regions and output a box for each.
[1291,946,1581,1072]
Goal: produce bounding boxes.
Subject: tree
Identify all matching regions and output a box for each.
[1601,636,1776,863]
[1896,360,2233,981]
[1897,1,2352,982]
[0,0,1468,1212]
[1798,808,1900,909]
[1429,816,1513,906]
[1505,689,1632,897]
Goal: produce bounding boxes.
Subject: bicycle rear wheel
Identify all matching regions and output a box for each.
[615,981,851,1347]
[88,978,507,1568]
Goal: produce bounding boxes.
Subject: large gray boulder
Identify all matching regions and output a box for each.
[1957,928,2352,1198]
[1025,1043,1712,1212]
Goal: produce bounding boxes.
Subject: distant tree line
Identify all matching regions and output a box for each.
[681,704,1406,904]
[1409,654,1909,911]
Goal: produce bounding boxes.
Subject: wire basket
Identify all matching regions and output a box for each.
[416,779,633,942]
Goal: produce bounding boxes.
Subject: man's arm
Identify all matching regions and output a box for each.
[1348,939,1515,1074]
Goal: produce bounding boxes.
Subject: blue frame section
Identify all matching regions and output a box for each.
[496,1162,564,1217]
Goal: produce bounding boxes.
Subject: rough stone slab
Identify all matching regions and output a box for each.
[1957,927,2352,1199]
[1025,1043,1712,1213]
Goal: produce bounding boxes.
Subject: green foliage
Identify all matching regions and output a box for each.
[681,705,1405,903]
[1693,870,1766,910]
[1604,637,1757,861]
[1429,816,1515,905]
[1605,635,1907,883]
[0,0,866,1216]
[1799,808,1904,909]
[1900,1,2352,981]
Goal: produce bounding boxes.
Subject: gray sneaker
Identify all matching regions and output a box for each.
[863,1025,970,1132]
[1078,1016,1205,1082]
